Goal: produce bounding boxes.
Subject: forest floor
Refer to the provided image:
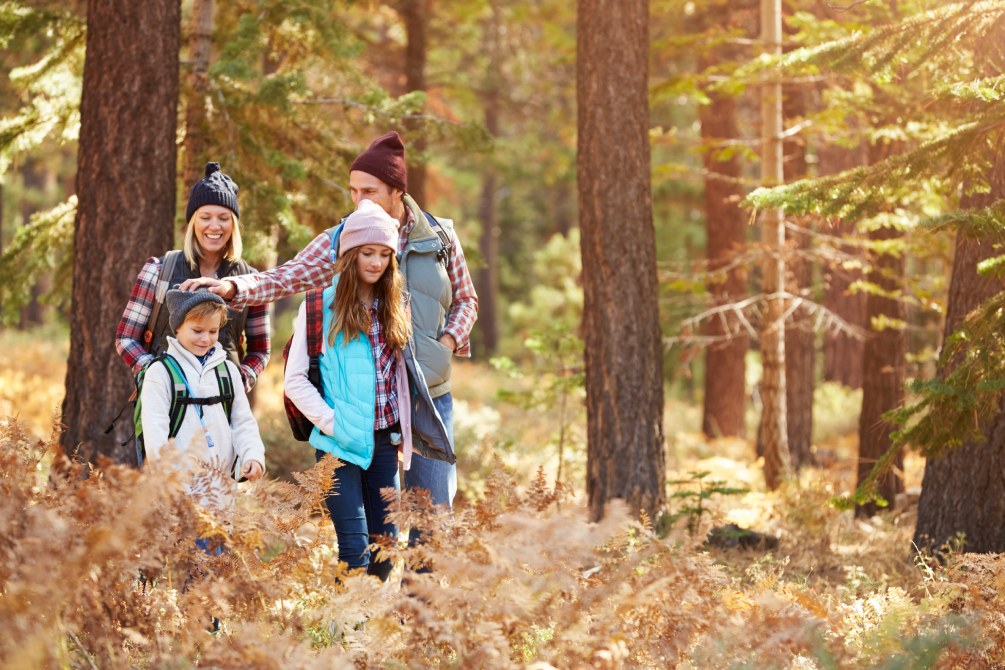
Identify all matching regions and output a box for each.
[1,326,1002,668]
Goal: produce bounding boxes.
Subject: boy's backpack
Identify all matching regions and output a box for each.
[133,354,235,466]
[282,289,326,441]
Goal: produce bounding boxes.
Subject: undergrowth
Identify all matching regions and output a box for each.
[0,415,998,668]
[0,328,997,667]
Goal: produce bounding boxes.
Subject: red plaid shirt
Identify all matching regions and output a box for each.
[227,202,478,356]
[115,256,271,388]
[367,299,399,429]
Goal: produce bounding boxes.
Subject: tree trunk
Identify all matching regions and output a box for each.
[61,0,180,465]
[855,226,905,517]
[182,0,215,190]
[699,52,747,439]
[474,7,501,358]
[758,0,790,489]
[578,0,665,521]
[819,141,867,388]
[783,79,814,469]
[855,139,905,517]
[397,0,428,204]
[913,135,1005,550]
[18,159,47,328]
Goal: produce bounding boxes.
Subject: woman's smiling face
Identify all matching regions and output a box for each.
[193,205,234,258]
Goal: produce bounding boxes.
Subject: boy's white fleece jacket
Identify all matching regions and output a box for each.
[140,337,265,476]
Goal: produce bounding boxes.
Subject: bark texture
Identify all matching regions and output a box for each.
[758,0,791,489]
[61,0,180,464]
[699,55,747,439]
[578,0,665,521]
[396,0,429,204]
[783,81,814,469]
[855,139,906,517]
[914,136,1005,550]
[182,0,214,190]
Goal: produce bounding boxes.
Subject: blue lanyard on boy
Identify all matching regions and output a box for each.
[182,351,217,449]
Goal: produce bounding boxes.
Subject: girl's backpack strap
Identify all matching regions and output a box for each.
[305,289,326,357]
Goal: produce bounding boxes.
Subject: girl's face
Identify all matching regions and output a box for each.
[175,311,223,358]
[355,244,394,286]
[193,205,234,258]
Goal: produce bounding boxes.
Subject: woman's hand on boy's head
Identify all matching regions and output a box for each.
[177,276,237,300]
[242,460,265,481]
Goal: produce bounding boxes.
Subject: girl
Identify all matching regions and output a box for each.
[285,198,450,581]
[116,162,270,391]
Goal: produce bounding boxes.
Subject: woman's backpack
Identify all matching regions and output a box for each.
[282,290,326,441]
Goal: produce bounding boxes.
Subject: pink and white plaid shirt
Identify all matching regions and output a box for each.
[228,206,478,356]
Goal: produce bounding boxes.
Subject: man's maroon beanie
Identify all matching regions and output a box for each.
[349,131,408,193]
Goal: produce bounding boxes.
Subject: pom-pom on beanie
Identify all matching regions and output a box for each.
[348,132,408,193]
[339,199,400,254]
[186,162,240,222]
[166,289,227,332]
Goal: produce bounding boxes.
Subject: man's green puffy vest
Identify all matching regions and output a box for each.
[400,195,454,399]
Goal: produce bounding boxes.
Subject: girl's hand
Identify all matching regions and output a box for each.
[242,460,265,481]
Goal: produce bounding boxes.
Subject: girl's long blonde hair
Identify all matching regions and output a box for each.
[327,247,411,350]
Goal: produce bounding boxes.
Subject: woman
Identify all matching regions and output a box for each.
[116,162,270,390]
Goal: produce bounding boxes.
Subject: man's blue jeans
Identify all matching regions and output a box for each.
[316,428,400,581]
[403,392,456,508]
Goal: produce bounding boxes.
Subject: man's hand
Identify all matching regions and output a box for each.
[438,333,457,352]
[177,277,237,300]
[242,460,265,481]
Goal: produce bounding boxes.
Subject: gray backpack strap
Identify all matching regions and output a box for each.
[143,250,183,346]
[422,211,453,266]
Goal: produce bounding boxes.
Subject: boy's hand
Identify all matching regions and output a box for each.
[242,460,265,481]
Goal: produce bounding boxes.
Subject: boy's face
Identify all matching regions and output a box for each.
[175,312,223,357]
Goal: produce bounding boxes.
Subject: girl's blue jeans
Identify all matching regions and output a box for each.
[316,426,400,581]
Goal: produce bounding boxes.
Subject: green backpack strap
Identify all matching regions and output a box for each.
[213,362,235,421]
[159,355,191,439]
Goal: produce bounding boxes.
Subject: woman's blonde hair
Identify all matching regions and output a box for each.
[183,210,242,267]
[327,247,410,351]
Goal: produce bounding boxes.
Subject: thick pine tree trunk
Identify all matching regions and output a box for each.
[578,0,665,521]
[699,57,747,439]
[396,0,428,204]
[61,0,180,464]
[182,0,215,189]
[914,137,1005,550]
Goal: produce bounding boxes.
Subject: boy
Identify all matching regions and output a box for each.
[140,289,265,485]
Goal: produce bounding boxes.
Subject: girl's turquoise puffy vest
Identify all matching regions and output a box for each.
[309,283,378,469]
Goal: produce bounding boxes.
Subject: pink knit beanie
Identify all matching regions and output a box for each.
[339,199,399,253]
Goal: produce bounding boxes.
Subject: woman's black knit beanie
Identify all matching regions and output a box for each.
[185,162,240,221]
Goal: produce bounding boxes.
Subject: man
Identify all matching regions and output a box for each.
[181,131,478,511]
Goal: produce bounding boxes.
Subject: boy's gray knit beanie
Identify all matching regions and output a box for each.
[166,289,226,332]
